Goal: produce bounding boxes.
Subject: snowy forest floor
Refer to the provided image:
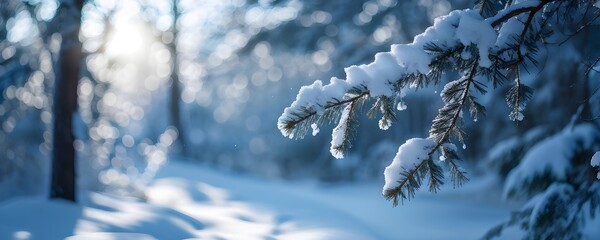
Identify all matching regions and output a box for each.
[0,160,519,240]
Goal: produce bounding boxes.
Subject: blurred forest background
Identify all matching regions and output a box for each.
[1,0,599,202]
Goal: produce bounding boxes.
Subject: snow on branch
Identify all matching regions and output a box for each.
[278,0,568,205]
[330,101,358,159]
[504,124,600,198]
[279,8,499,139]
[485,0,551,27]
[278,0,554,140]
[382,138,439,206]
[593,152,600,180]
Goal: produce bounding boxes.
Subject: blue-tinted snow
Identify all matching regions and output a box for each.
[0,161,514,240]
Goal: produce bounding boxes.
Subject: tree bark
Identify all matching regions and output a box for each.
[50,0,84,202]
[169,0,188,155]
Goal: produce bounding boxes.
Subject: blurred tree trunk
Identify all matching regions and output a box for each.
[169,0,187,156]
[50,0,84,202]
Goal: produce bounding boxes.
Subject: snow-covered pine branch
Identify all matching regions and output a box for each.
[503,124,600,198]
[593,152,600,180]
[278,0,599,205]
[486,129,600,239]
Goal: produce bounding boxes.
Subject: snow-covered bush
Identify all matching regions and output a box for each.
[483,123,600,239]
[504,124,599,198]
[482,126,549,177]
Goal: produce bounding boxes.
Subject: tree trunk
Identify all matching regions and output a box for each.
[50,0,84,202]
[169,0,187,155]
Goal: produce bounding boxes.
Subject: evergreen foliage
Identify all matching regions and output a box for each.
[483,127,550,177]
[483,123,600,239]
[279,1,600,236]
[485,181,600,240]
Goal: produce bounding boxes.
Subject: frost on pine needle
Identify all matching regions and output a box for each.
[509,110,524,122]
[379,118,392,130]
[330,103,354,159]
[396,101,407,111]
[396,89,408,111]
[278,0,590,208]
[439,143,457,161]
[592,151,600,180]
[310,123,320,136]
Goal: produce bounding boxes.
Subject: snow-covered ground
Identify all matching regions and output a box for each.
[0,161,516,240]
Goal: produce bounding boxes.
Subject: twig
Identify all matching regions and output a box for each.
[283,92,369,130]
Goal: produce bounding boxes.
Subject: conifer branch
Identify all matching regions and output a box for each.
[426,158,445,192]
[427,44,465,84]
[280,0,597,210]
[385,62,478,206]
[427,45,464,65]
[585,56,600,76]
[383,159,429,206]
[476,0,502,18]
[448,156,469,187]
[518,5,539,48]
[367,96,384,119]
[513,67,523,121]
[280,91,369,137]
[506,0,514,8]
[489,0,552,27]
[330,98,360,157]
[557,6,600,45]
[512,7,537,119]
[427,63,479,186]
[499,2,545,122]
[430,62,478,148]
